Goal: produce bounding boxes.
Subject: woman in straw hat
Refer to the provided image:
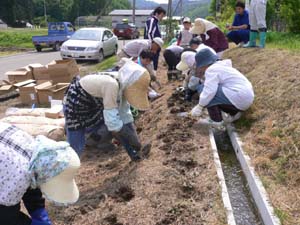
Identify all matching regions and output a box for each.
[191,18,228,58]
[0,122,80,225]
[63,61,151,161]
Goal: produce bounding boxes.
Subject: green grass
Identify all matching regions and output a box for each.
[0,28,47,48]
[94,56,117,71]
[266,32,300,51]
[274,207,289,224]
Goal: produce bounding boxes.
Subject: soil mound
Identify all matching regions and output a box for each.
[224,47,300,225]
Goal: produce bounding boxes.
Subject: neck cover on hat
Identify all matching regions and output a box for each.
[29,136,71,192]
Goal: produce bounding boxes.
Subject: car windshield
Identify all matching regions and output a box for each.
[71,30,102,41]
[116,24,129,29]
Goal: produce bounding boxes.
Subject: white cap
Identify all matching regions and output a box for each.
[183,17,191,23]
[176,51,196,71]
[153,37,164,48]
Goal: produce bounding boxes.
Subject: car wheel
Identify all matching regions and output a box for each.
[36,46,42,52]
[113,45,118,55]
[97,49,104,63]
[53,42,60,51]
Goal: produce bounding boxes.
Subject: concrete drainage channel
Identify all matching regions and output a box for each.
[208,125,281,225]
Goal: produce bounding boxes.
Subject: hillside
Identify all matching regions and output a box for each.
[224,47,300,225]
[128,0,211,18]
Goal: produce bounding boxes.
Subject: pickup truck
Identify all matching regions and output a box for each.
[32,22,75,52]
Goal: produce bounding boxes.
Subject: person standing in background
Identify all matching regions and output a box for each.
[145,7,166,72]
[226,2,250,46]
[243,0,267,48]
[177,17,193,48]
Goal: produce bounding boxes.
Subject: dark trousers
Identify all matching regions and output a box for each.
[0,188,45,225]
[163,49,181,71]
[227,30,250,45]
[153,49,161,71]
[208,104,240,122]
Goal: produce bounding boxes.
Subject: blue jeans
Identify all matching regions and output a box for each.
[196,84,239,122]
[196,84,232,107]
[227,30,250,45]
[66,125,101,156]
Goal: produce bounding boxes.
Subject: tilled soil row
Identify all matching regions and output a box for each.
[48,69,226,225]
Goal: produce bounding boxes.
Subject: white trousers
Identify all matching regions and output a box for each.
[249,0,267,30]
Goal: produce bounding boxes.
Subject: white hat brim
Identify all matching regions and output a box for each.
[176,61,189,71]
[40,150,80,205]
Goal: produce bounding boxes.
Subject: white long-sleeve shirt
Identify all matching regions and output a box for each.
[123,39,152,57]
[199,60,254,110]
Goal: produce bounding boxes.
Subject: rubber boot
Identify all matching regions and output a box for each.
[259,31,267,48]
[184,89,196,102]
[243,31,258,48]
[30,208,52,225]
[167,71,173,81]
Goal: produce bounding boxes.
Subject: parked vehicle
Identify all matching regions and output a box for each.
[60,27,118,62]
[113,23,140,39]
[32,22,75,52]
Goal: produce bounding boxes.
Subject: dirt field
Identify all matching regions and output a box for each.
[2,46,299,224]
[224,47,300,225]
[39,64,225,225]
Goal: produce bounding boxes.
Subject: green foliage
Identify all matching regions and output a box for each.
[209,0,300,33]
[266,31,300,51]
[185,3,210,20]
[0,0,130,26]
[0,29,47,48]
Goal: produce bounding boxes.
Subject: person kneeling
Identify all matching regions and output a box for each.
[190,49,254,128]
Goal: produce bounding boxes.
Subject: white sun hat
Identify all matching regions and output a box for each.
[153,37,164,48]
[30,135,81,205]
[176,51,196,71]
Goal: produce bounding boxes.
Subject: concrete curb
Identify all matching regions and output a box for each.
[209,129,236,225]
[226,124,281,225]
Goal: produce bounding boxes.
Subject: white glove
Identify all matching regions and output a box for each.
[190,104,203,117]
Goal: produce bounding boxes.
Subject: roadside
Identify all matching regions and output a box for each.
[224,47,300,225]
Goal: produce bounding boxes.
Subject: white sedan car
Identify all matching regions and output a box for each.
[60,27,118,62]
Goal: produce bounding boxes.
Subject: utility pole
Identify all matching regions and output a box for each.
[167,0,173,40]
[133,0,136,24]
[180,0,183,18]
[43,0,47,27]
[216,0,221,20]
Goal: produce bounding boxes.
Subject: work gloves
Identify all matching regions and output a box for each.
[190,104,203,117]
[30,208,52,225]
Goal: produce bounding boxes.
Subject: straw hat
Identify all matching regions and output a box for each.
[40,148,80,205]
[124,71,151,111]
[176,51,196,71]
[191,18,206,35]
